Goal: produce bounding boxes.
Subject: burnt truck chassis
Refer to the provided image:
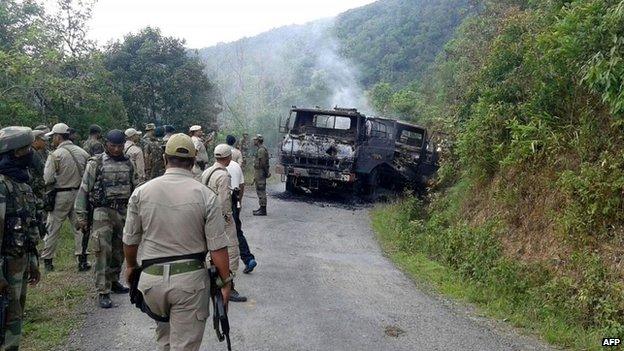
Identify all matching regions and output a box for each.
[276,107,439,195]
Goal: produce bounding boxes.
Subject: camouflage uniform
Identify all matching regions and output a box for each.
[144,138,165,180]
[254,143,270,209]
[29,148,47,238]
[0,127,40,350]
[82,138,105,156]
[75,153,137,295]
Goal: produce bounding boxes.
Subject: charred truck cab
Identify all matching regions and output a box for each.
[276,107,439,195]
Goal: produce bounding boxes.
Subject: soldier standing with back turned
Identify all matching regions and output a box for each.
[0,127,41,350]
[75,130,137,308]
[82,124,105,156]
[252,134,270,216]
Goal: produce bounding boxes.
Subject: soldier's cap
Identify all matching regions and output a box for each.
[165,133,196,158]
[252,134,263,141]
[226,135,236,146]
[214,144,232,159]
[154,126,165,138]
[45,123,70,137]
[34,125,50,133]
[106,129,126,145]
[0,127,34,154]
[189,125,202,132]
[32,130,49,141]
[164,125,176,133]
[89,124,102,134]
[145,123,156,131]
[125,128,142,138]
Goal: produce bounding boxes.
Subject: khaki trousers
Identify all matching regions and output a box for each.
[139,267,209,351]
[225,217,240,273]
[42,190,84,259]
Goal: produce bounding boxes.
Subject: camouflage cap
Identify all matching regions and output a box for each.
[32,130,49,141]
[165,133,196,158]
[34,125,50,134]
[89,124,102,134]
[145,123,156,131]
[214,144,232,159]
[252,134,263,141]
[189,125,202,132]
[0,127,34,154]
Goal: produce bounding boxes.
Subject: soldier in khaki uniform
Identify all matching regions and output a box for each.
[189,125,209,175]
[201,144,247,302]
[76,130,137,308]
[42,123,90,271]
[252,134,270,216]
[123,133,232,351]
[124,128,146,183]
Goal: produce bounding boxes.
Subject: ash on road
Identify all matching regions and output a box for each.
[66,184,552,351]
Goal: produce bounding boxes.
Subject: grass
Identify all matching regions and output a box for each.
[371,202,615,351]
[21,223,90,351]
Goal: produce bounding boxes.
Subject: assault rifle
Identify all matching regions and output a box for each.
[0,259,10,347]
[208,264,231,351]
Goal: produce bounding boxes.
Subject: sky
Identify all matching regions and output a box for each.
[44,0,377,49]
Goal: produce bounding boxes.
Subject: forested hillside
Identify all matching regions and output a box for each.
[197,0,474,145]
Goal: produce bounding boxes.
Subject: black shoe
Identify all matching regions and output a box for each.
[77,255,91,272]
[229,289,248,302]
[98,294,112,309]
[252,206,267,216]
[243,259,257,274]
[44,259,54,272]
[111,282,129,294]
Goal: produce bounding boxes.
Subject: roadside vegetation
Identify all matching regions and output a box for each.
[23,224,90,351]
[371,1,624,349]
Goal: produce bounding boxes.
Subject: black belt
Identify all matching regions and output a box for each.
[56,187,79,192]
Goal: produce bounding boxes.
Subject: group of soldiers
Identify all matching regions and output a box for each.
[0,120,271,350]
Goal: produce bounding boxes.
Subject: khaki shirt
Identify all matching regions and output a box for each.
[201,163,232,218]
[231,147,243,166]
[124,140,146,182]
[123,167,228,262]
[44,140,90,188]
[192,136,209,164]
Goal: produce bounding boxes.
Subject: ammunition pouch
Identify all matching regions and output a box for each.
[2,210,36,257]
[129,252,206,323]
[43,189,56,212]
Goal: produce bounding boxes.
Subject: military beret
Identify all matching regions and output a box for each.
[165,133,196,158]
[214,144,232,159]
[106,129,126,145]
[0,127,34,154]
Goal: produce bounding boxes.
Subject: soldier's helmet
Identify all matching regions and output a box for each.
[89,124,103,134]
[0,127,34,154]
[106,129,126,145]
[214,144,232,159]
[165,133,196,158]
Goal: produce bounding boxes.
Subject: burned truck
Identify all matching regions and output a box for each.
[275,107,439,196]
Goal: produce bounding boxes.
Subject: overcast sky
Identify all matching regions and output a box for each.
[44,0,377,49]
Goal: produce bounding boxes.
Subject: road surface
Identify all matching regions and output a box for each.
[66,184,552,351]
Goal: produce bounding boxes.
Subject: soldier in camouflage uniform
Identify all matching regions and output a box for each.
[29,130,49,238]
[144,126,165,180]
[75,130,137,308]
[252,134,270,216]
[82,124,105,156]
[0,127,41,350]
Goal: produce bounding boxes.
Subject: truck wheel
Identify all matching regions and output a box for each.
[286,176,296,193]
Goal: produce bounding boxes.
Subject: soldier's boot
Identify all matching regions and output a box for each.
[44,259,54,272]
[98,294,112,309]
[77,255,91,272]
[229,283,248,302]
[111,282,129,294]
[252,206,267,216]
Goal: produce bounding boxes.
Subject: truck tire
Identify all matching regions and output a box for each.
[286,175,296,193]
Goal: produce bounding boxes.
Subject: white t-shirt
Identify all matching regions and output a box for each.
[226,161,244,189]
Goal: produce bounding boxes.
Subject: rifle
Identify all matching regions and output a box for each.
[208,264,231,351]
[80,203,93,254]
[0,258,10,347]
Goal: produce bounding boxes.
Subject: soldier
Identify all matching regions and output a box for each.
[0,127,41,350]
[252,134,270,216]
[162,125,176,142]
[75,130,137,308]
[123,133,232,351]
[42,123,90,272]
[189,125,209,174]
[225,153,257,274]
[124,128,146,183]
[239,132,249,167]
[30,130,49,238]
[82,124,105,156]
[226,135,244,166]
[201,144,247,302]
[144,127,165,180]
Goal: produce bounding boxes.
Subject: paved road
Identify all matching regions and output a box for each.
[66,184,552,351]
